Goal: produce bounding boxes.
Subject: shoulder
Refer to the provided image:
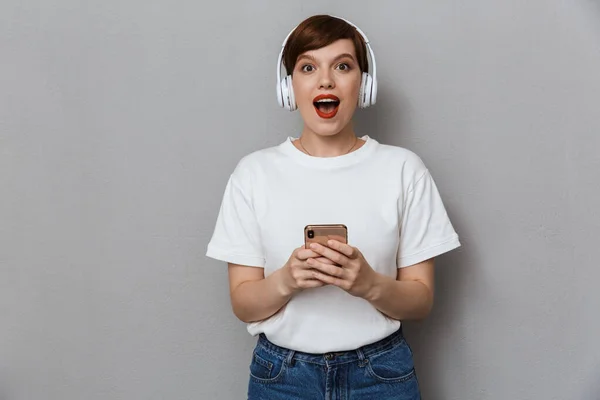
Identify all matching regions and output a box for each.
[373,141,429,184]
[229,142,284,186]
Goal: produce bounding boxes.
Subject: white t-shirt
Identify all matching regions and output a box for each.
[206,135,460,353]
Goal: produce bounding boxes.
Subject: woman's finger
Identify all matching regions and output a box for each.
[311,271,346,288]
[308,243,350,266]
[307,258,345,278]
[315,256,336,265]
[325,240,358,259]
[295,248,321,260]
[294,269,322,281]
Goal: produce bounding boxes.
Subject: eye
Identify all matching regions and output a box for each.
[301,64,315,72]
[336,63,351,71]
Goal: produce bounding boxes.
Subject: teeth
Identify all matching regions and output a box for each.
[315,99,338,103]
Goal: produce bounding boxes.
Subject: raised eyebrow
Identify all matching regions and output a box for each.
[296,53,356,64]
[296,54,316,64]
[332,53,356,63]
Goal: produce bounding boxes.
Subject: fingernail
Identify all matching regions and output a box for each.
[310,243,317,249]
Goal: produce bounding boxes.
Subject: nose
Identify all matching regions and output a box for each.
[318,70,335,90]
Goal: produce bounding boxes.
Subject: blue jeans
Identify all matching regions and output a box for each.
[247,327,421,399]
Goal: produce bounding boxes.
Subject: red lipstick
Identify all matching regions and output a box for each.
[313,94,340,119]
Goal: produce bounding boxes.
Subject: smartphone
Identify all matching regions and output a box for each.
[304,224,348,249]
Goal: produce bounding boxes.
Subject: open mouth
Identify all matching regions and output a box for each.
[313,94,340,119]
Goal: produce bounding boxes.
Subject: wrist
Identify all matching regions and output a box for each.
[273,265,296,298]
[365,272,386,302]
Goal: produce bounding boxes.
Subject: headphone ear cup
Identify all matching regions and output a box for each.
[364,73,375,108]
[280,76,290,110]
[358,72,369,108]
[276,78,284,108]
[370,75,377,106]
[286,75,297,111]
[280,76,296,111]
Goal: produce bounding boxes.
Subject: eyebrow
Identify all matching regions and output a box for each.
[296,53,356,64]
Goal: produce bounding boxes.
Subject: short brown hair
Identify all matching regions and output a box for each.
[282,15,369,76]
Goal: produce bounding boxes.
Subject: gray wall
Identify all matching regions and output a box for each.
[1,0,599,399]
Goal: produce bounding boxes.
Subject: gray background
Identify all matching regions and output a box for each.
[1,0,599,399]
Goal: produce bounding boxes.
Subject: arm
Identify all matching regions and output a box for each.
[228,247,331,323]
[227,264,292,323]
[307,241,435,321]
[365,258,435,321]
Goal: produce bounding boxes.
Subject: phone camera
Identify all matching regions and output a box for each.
[307,230,314,239]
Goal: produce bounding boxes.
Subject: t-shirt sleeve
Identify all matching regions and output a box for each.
[397,169,461,268]
[206,173,265,267]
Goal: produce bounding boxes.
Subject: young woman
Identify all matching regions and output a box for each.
[206,15,461,399]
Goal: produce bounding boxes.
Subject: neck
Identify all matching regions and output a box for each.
[297,122,360,157]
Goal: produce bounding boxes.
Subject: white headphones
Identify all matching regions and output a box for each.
[276,16,378,111]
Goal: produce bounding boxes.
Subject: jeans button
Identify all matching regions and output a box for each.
[324,353,334,360]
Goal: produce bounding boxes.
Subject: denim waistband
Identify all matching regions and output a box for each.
[257,326,405,366]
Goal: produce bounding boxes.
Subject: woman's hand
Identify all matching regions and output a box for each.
[279,246,336,295]
[306,240,378,299]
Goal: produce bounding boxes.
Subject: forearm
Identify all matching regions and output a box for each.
[365,273,433,321]
[230,268,293,323]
